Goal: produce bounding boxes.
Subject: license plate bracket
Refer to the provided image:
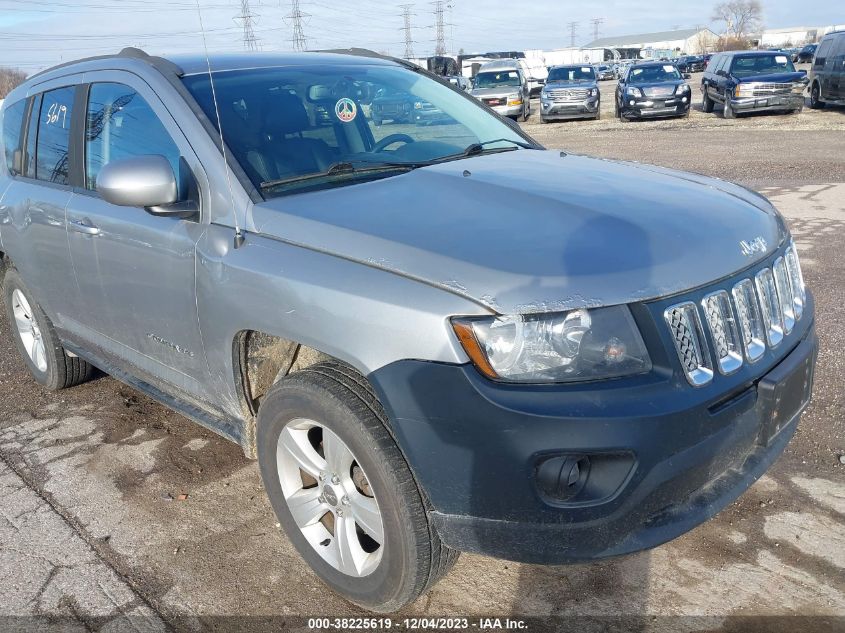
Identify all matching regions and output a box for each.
[757,343,815,445]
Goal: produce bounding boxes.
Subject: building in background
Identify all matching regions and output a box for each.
[583,28,720,58]
[759,25,845,47]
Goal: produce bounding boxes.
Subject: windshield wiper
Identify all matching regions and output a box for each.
[260,161,415,191]
[461,138,535,156]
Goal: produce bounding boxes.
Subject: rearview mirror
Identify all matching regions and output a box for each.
[308,85,333,102]
[97,155,193,218]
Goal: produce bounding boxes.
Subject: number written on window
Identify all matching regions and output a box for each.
[44,102,69,128]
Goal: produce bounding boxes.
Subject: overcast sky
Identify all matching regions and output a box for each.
[0,0,840,74]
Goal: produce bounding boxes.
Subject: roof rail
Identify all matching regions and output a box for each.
[27,47,184,82]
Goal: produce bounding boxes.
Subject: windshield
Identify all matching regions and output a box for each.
[730,54,796,77]
[627,65,682,84]
[547,66,596,82]
[473,70,522,89]
[182,64,530,197]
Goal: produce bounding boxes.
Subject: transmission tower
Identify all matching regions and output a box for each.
[590,17,604,42]
[286,0,308,52]
[567,21,578,47]
[236,0,259,52]
[400,4,416,59]
[433,0,446,56]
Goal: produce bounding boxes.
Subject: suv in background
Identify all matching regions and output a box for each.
[809,31,845,109]
[701,50,808,118]
[540,65,601,122]
[794,44,818,64]
[469,60,531,121]
[615,61,692,120]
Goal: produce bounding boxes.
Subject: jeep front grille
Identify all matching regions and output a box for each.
[665,244,806,386]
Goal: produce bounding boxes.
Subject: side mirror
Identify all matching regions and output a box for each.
[798,69,808,76]
[97,155,194,218]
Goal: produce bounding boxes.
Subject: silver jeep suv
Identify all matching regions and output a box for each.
[0,48,817,612]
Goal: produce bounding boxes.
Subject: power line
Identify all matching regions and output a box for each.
[432,0,446,56]
[235,0,259,51]
[567,21,578,47]
[286,0,307,52]
[400,4,416,59]
[590,17,604,42]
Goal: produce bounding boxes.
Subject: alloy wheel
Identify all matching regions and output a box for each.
[11,289,47,373]
[277,418,385,577]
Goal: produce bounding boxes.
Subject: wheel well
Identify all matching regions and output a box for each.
[235,330,333,417]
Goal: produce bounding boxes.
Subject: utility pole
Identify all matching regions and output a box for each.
[400,4,416,60]
[590,17,604,42]
[236,0,259,52]
[287,0,308,52]
[433,0,446,56]
[567,21,578,47]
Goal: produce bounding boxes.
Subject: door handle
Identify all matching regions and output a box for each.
[69,219,101,236]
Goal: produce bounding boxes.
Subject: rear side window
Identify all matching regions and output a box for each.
[814,39,833,68]
[36,86,75,185]
[85,82,180,190]
[2,99,27,176]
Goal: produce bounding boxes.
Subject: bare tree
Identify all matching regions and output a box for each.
[0,67,27,99]
[712,0,763,40]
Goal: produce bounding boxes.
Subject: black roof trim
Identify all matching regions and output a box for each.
[28,47,184,82]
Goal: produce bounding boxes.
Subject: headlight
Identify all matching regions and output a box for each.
[507,93,523,105]
[676,84,691,94]
[626,87,643,97]
[452,305,651,383]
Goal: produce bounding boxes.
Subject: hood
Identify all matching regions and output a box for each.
[251,150,786,315]
[544,80,597,89]
[628,80,685,90]
[735,71,806,83]
[470,87,522,98]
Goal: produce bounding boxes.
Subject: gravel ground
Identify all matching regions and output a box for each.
[0,76,843,631]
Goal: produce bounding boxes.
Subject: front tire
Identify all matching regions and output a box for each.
[2,268,94,390]
[702,87,714,113]
[256,361,458,612]
[723,93,736,119]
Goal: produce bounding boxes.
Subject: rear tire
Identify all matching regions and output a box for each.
[2,268,94,390]
[256,361,458,612]
[594,101,601,120]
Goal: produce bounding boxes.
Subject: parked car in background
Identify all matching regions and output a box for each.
[809,30,845,109]
[371,87,414,125]
[469,60,531,121]
[794,44,818,63]
[595,64,614,80]
[676,55,706,73]
[540,65,601,121]
[701,51,808,119]
[615,61,692,121]
[0,47,817,614]
[447,75,471,92]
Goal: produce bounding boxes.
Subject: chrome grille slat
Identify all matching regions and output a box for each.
[731,279,766,363]
[701,291,743,375]
[547,88,589,102]
[755,268,784,348]
[773,257,796,335]
[664,303,713,387]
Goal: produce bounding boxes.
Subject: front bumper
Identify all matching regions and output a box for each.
[730,93,804,113]
[541,97,600,120]
[489,103,524,117]
[622,95,691,118]
[369,281,816,564]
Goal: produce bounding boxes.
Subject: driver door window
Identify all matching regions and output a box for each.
[85,82,181,190]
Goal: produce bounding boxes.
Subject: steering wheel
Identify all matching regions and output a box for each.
[372,134,415,153]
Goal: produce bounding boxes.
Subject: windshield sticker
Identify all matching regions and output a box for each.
[775,55,788,64]
[335,98,357,123]
[663,65,676,73]
[632,68,643,76]
[581,67,592,73]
